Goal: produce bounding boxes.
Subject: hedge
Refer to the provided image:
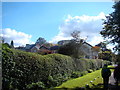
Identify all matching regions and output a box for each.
[2,44,110,89]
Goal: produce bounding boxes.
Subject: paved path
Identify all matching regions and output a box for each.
[108,67,120,90]
[109,64,116,85]
[109,72,115,85]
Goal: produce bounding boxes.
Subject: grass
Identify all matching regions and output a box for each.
[56,66,114,89]
[56,69,103,89]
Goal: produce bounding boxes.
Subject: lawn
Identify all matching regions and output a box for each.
[56,66,114,89]
[56,69,103,89]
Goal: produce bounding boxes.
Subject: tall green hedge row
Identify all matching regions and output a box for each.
[2,44,110,89]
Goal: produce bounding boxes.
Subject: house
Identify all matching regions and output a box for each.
[92,46,100,59]
[25,43,51,54]
[16,37,100,58]
[38,45,51,54]
[16,37,53,54]
[25,44,40,52]
[15,46,26,51]
[80,42,101,59]
[80,42,93,59]
[58,40,100,59]
[31,44,41,52]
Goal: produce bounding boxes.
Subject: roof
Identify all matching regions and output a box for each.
[30,44,36,49]
[25,44,36,50]
[83,42,93,47]
[39,45,49,50]
[50,46,59,50]
[15,46,25,50]
[92,46,100,52]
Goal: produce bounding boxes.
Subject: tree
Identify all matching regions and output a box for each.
[35,37,46,45]
[111,53,117,63]
[98,50,113,61]
[96,42,108,52]
[96,42,114,61]
[58,40,84,58]
[10,40,14,48]
[71,30,81,41]
[100,1,120,56]
[58,30,85,58]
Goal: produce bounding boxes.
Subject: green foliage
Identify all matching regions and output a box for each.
[57,69,103,89]
[26,81,45,90]
[116,54,120,62]
[2,43,11,48]
[100,1,120,55]
[2,44,110,89]
[2,44,17,90]
[35,37,46,45]
[80,71,88,76]
[58,40,84,58]
[98,50,113,61]
[10,40,14,48]
[71,72,80,78]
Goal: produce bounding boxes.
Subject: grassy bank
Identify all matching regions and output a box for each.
[57,66,114,89]
[56,69,103,89]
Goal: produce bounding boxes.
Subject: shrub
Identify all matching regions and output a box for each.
[71,72,80,78]
[26,81,45,90]
[80,71,88,76]
[2,44,110,89]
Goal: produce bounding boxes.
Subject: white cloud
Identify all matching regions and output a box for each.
[1,28,34,47]
[50,12,106,46]
[87,35,105,46]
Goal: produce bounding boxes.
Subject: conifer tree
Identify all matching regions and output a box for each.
[10,40,14,48]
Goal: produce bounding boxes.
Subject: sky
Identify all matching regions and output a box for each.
[1,2,115,48]
[1,0,115,2]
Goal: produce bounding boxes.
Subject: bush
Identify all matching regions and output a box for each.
[71,72,80,78]
[80,71,88,76]
[2,44,110,89]
[26,81,45,90]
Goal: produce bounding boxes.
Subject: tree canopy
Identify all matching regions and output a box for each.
[100,1,120,55]
[71,30,81,41]
[10,40,14,48]
[35,37,46,45]
[58,30,85,58]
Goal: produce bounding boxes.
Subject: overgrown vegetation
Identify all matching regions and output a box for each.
[2,43,110,89]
